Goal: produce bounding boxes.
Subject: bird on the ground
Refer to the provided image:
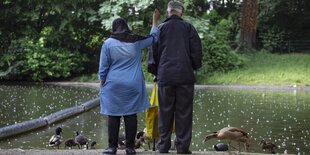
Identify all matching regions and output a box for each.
[204,127,250,152]
[118,134,126,149]
[136,130,149,149]
[75,131,89,149]
[90,141,97,149]
[136,129,160,151]
[260,139,277,154]
[213,143,229,151]
[49,127,63,149]
[64,138,80,149]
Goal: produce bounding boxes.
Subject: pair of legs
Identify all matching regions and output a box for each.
[107,114,137,149]
[157,84,194,153]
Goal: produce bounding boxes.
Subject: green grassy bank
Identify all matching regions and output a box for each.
[73,52,310,86]
[205,52,310,86]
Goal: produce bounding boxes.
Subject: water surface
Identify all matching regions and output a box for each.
[0,84,309,154]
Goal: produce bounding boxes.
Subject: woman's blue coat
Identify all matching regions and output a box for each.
[98,27,159,116]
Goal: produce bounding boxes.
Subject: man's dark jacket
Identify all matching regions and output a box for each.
[148,15,202,86]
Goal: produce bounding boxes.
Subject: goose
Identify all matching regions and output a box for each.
[64,138,80,149]
[49,127,63,149]
[260,139,277,154]
[75,131,89,149]
[204,127,250,152]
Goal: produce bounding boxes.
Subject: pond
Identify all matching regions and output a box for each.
[0,83,99,127]
[0,84,309,154]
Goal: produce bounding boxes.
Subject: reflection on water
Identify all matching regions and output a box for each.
[192,88,310,154]
[0,84,99,127]
[0,85,310,154]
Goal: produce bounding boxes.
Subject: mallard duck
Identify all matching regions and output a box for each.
[134,138,142,149]
[204,127,250,152]
[260,139,277,154]
[49,127,63,149]
[64,138,80,149]
[136,129,159,150]
[75,131,89,149]
[136,131,149,149]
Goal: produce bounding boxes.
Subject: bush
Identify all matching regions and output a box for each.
[195,17,245,82]
[0,38,88,81]
[259,26,288,52]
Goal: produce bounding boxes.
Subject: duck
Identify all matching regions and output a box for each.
[117,132,148,150]
[49,127,63,149]
[118,134,126,149]
[64,138,80,149]
[75,131,89,149]
[136,131,149,149]
[213,143,229,151]
[204,127,250,152]
[136,129,159,151]
[90,141,97,149]
[260,139,277,154]
[134,137,142,149]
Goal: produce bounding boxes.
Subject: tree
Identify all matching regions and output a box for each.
[239,0,258,48]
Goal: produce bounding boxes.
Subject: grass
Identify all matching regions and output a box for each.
[72,52,310,86]
[205,52,310,86]
[70,73,98,82]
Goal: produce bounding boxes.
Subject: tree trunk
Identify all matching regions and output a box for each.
[239,0,258,48]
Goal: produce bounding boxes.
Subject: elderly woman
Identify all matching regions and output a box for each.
[98,9,160,155]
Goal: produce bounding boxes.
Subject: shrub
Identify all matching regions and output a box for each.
[195,18,245,82]
[0,38,88,81]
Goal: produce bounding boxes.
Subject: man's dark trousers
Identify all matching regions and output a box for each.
[157,84,194,153]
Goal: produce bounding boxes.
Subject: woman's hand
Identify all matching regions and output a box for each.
[100,80,105,86]
[152,8,160,27]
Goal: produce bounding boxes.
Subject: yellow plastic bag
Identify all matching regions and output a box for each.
[149,82,159,107]
[145,83,159,139]
[145,83,175,140]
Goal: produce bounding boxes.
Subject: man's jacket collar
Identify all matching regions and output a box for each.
[164,15,183,22]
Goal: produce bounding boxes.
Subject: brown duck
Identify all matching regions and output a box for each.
[260,139,277,154]
[64,138,80,149]
[204,127,250,152]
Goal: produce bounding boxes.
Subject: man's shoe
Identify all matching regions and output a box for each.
[177,150,192,154]
[125,147,136,154]
[102,147,117,154]
[158,150,169,153]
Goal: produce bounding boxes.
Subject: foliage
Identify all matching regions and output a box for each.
[0,0,105,75]
[0,38,88,81]
[193,11,244,82]
[259,26,288,52]
[258,0,310,52]
[98,0,156,33]
[1,0,310,82]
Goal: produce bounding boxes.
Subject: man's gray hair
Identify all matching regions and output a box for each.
[167,1,184,14]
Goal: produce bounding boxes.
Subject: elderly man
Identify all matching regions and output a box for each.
[148,1,202,154]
